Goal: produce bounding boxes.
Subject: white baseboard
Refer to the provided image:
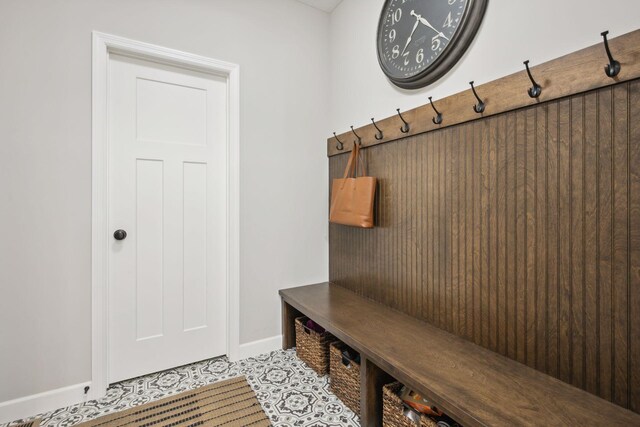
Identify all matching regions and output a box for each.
[235,335,282,361]
[0,381,91,425]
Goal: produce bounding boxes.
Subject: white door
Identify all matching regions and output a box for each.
[108,53,228,383]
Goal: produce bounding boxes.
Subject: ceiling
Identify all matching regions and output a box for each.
[295,0,343,13]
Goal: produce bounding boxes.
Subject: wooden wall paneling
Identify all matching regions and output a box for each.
[418,135,425,321]
[421,136,428,323]
[546,101,560,378]
[572,95,587,387]
[489,116,499,354]
[612,83,629,407]
[535,104,549,372]
[525,107,537,369]
[447,128,454,333]
[407,138,416,319]
[472,120,481,346]
[436,130,442,327]
[571,95,586,388]
[426,134,434,325]
[505,111,516,361]
[407,138,413,311]
[327,30,640,157]
[496,113,507,356]
[443,130,450,330]
[374,144,384,304]
[516,108,527,365]
[558,98,572,384]
[598,87,613,401]
[452,126,461,336]
[463,124,473,340]
[394,142,401,311]
[583,90,599,395]
[448,128,455,334]
[629,80,640,413]
[409,138,417,319]
[388,142,395,306]
[394,140,402,311]
[328,79,640,411]
[439,131,446,329]
[480,118,490,349]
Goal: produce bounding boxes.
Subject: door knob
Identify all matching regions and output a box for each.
[113,229,127,241]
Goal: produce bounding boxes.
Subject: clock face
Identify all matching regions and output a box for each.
[377,0,486,89]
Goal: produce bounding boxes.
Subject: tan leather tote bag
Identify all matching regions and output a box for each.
[329,143,376,228]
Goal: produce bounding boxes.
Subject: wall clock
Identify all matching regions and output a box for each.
[377,0,487,89]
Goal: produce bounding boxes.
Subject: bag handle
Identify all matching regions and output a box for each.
[341,144,366,180]
[338,144,368,190]
[342,143,358,179]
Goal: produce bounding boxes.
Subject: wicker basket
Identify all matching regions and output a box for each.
[329,341,361,414]
[382,382,437,427]
[294,317,335,375]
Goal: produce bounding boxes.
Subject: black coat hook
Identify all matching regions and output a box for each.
[523,60,542,98]
[601,31,621,78]
[333,132,344,151]
[370,118,384,140]
[428,96,443,125]
[350,126,362,145]
[469,81,485,114]
[396,108,410,133]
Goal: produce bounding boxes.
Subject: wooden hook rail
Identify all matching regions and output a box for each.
[327,28,640,157]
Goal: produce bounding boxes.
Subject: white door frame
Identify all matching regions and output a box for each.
[91,31,240,399]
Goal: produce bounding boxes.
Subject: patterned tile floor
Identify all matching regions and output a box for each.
[4,349,360,427]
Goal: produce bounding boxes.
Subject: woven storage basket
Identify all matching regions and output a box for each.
[329,341,361,414]
[382,382,437,427]
[294,317,335,375]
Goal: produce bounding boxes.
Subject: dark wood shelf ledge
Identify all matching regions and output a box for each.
[327,29,640,157]
[280,282,640,426]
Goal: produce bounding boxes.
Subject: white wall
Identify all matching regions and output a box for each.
[0,0,329,405]
[329,0,640,132]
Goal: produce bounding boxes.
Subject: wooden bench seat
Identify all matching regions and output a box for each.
[280,282,640,426]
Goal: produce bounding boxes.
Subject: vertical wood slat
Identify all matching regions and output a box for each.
[328,80,640,412]
[451,127,460,336]
[546,102,560,378]
[481,120,490,348]
[525,107,537,368]
[516,109,527,365]
[506,111,517,361]
[443,128,453,332]
[535,105,548,372]
[583,91,599,395]
[598,88,613,402]
[496,113,507,356]
[558,98,572,384]
[473,121,481,345]
[628,80,640,413]
[464,123,474,341]
[612,83,629,407]
[489,118,498,352]
[571,96,585,389]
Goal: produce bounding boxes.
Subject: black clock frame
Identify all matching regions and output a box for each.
[376,0,488,90]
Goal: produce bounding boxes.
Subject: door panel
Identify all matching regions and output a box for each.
[183,161,208,331]
[135,158,164,341]
[136,78,207,146]
[108,54,227,383]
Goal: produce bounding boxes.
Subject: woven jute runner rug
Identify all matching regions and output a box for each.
[77,376,270,427]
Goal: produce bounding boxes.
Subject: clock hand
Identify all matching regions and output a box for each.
[401,12,421,55]
[411,10,450,41]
